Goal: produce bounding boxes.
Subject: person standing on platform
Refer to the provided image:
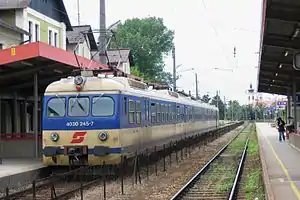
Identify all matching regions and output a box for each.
[277,117,286,142]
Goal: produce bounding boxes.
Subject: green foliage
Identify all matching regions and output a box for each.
[210,95,225,120]
[200,94,273,121]
[130,66,147,79]
[109,17,174,82]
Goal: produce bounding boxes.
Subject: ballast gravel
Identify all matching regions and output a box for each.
[71,126,242,200]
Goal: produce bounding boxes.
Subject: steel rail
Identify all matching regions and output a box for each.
[169,123,248,200]
[228,132,250,199]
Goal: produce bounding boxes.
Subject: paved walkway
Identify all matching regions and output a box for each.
[257,123,300,200]
[0,158,44,178]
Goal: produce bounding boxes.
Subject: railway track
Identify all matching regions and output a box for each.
[0,167,110,200]
[0,122,243,200]
[170,123,252,200]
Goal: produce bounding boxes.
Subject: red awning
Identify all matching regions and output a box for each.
[0,41,110,70]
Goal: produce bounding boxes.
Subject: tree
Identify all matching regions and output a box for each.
[201,94,211,103]
[226,100,242,121]
[210,95,225,120]
[109,17,174,82]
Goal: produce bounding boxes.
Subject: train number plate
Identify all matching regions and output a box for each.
[66,121,94,127]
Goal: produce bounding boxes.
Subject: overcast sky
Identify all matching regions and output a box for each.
[63,0,269,104]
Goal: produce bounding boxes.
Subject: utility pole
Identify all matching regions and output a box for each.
[231,103,234,121]
[195,73,199,99]
[172,46,176,92]
[224,96,227,121]
[77,0,80,25]
[98,0,107,64]
[216,90,219,121]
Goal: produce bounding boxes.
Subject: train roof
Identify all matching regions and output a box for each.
[45,74,218,111]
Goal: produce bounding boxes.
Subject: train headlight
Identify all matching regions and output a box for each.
[74,75,84,85]
[98,132,108,141]
[50,132,59,142]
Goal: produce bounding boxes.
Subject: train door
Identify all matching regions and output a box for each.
[142,98,151,150]
[184,106,188,135]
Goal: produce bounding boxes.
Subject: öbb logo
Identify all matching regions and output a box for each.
[70,132,87,144]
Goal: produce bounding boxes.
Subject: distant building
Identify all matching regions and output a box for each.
[0,0,72,50]
[66,25,98,59]
[246,83,262,106]
[107,49,134,74]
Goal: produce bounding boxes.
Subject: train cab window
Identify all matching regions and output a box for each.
[68,97,89,117]
[136,101,141,124]
[92,97,114,116]
[47,97,66,117]
[129,100,135,124]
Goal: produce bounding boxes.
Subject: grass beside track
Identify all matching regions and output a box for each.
[245,125,265,200]
[214,124,252,193]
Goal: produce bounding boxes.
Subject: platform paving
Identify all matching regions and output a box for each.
[0,158,44,178]
[256,123,300,200]
[0,158,48,191]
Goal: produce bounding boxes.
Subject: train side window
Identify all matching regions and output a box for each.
[151,103,156,123]
[181,106,184,121]
[129,100,135,124]
[157,103,161,123]
[148,101,151,121]
[176,105,180,122]
[167,104,169,122]
[144,100,147,121]
[124,97,127,115]
[162,104,165,122]
[47,97,66,117]
[136,101,141,124]
[172,104,176,122]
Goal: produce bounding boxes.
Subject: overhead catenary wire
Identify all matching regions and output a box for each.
[200,0,232,69]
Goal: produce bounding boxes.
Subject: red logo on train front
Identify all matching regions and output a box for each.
[70,132,87,144]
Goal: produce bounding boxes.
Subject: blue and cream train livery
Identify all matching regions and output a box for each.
[42,74,219,166]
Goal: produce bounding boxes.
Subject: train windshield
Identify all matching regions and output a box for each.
[46,96,115,118]
[47,97,66,117]
[92,96,114,116]
[68,97,89,117]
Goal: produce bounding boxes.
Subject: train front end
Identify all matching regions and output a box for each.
[42,75,121,166]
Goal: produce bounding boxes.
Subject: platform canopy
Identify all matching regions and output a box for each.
[0,42,112,94]
[257,0,300,95]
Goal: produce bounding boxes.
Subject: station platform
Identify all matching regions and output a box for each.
[256,123,300,200]
[0,158,48,191]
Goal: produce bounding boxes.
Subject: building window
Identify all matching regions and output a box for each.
[0,44,3,50]
[28,21,33,42]
[48,30,52,45]
[28,19,40,43]
[35,24,40,41]
[54,32,57,47]
[48,28,59,47]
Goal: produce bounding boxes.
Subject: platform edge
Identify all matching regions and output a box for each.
[256,124,275,200]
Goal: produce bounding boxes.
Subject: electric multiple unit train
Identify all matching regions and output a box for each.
[42,73,219,166]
